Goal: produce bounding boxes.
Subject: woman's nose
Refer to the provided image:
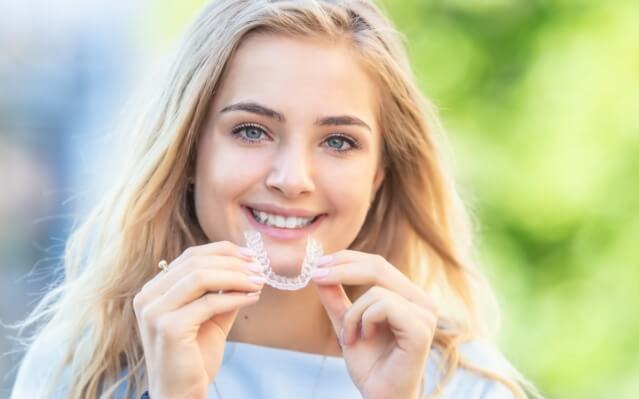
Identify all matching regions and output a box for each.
[265,145,315,198]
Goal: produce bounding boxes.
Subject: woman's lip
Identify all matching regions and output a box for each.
[242,206,325,241]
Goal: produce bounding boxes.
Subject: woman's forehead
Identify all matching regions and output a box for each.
[212,33,379,131]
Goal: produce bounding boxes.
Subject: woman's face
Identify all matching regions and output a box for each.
[193,34,384,276]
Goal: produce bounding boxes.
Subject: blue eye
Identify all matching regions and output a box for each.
[323,134,359,152]
[232,123,268,143]
[231,124,359,153]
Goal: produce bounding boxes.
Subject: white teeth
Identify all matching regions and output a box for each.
[250,208,316,229]
[285,217,297,228]
[257,211,269,223]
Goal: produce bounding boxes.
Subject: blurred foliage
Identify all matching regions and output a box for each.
[143,1,639,398]
[379,1,639,398]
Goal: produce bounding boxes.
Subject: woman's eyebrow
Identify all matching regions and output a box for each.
[315,115,371,133]
[219,101,371,133]
[220,102,285,122]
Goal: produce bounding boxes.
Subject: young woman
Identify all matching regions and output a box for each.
[10,1,542,398]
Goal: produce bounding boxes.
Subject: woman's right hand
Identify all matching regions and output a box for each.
[133,241,265,399]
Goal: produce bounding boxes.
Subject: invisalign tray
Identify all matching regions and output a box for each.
[243,230,323,290]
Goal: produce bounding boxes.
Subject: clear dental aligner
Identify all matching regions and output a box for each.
[243,230,323,291]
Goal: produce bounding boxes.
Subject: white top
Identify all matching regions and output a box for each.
[11,337,516,398]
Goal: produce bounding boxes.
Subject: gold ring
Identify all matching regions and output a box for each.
[158,259,169,273]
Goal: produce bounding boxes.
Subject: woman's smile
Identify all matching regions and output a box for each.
[241,204,327,241]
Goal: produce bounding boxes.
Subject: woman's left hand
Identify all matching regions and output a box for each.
[312,250,439,399]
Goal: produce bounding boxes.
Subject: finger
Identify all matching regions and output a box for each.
[168,241,258,278]
[146,240,256,293]
[144,255,261,300]
[149,269,265,313]
[312,280,351,345]
[154,291,261,339]
[359,292,435,352]
[311,255,435,311]
[175,241,257,264]
[314,249,364,267]
[341,286,381,345]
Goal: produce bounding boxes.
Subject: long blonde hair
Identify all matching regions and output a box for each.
[11,1,541,398]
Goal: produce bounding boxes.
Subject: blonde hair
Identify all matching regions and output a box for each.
[11,1,542,398]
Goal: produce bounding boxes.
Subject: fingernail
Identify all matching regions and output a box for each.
[245,262,263,273]
[309,268,330,279]
[239,247,257,257]
[339,326,346,347]
[314,255,333,267]
[247,290,261,297]
[248,275,266,284]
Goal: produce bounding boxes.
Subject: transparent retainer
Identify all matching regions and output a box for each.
[243,230,323,291]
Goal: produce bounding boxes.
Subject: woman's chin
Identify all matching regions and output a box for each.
[262,241,308,277]
[267,256,306,277]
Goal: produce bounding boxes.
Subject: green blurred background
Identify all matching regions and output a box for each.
[387,1,639,398]
[2,1,637,398]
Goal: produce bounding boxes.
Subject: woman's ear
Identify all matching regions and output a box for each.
[371,166,385,203]
[187,176,195,192]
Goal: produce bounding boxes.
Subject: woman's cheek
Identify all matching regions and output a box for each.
[332,181,372,225]
[212,146,272,185]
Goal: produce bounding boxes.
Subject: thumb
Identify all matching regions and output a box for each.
[312,281,352,341]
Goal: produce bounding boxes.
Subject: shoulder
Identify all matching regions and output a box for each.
[423,339,518,399]
[10,329,71,399]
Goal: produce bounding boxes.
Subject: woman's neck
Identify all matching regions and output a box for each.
[227,283,342,357]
